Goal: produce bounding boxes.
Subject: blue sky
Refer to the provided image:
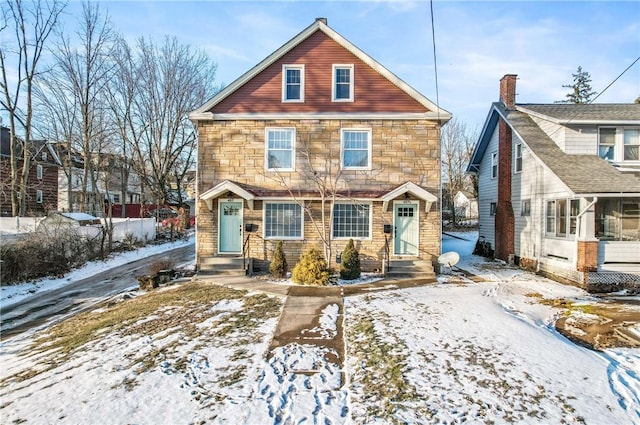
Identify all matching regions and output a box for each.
[61,1,640,128]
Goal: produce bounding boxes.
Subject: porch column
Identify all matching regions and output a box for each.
[576,197,598,272]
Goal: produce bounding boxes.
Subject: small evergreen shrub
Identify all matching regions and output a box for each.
[269,241,288,278]
[340,239,361,280]
[292,248,330,286]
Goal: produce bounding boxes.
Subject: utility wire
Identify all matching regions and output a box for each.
[588,55,640,104]
[429,0,441,124]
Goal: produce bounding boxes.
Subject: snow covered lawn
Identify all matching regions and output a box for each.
[0,231,638,423]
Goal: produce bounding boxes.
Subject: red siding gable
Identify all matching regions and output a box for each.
[211,31,428,114]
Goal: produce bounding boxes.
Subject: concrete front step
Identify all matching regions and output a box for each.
[199,256,249,276]
[386,259,436,280]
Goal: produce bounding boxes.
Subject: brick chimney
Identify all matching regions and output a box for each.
[500,74,517,109]
[495,74,516,263]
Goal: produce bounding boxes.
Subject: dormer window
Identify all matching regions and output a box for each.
[624,129,639,161]
[333,64,353,102]
[282,65,304,102]
[598,128,616,160]
[599,127,639,162]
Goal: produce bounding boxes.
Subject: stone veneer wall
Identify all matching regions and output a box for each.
[196,118,441,270]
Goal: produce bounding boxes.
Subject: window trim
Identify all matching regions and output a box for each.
[598,126,640,163]
[340,128,372,170]
[36,189,43,204]
[36,164,43,180]
[265,127,296,172]
[491,152,498,179]
[623,128,640,161]
[545,198,580,238]
[331,202,372,240]
[490,202,497,216]
[332,64,354,102]
[521,199,531,216]
[282,64,304,103]
[263,201,304,240]
[514,143,523,173]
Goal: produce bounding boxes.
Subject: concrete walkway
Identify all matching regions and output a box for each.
[195,274,439,368]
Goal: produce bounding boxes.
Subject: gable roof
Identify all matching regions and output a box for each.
[190,19,450,122]
[468,103,640,195]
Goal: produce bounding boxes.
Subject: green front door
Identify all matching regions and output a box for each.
[219,200,243,253]
[394,203,418,256]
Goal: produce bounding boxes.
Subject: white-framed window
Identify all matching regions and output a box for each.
[332,203,371,239]
[491,152,498,179]
[599,128,616,160]
[569,199,579,235]
[282,65,304,102]
[36,164,43,180]
[624,129,640,161]
[36,190,43,203]
[546,198,580,237]
[546,200,556,234]
[264,202,303,239]
[265,128,295,171]
[41,152,47,161]
[490,202,497,216]
[341,128,371,170]
[521,199,531,216]
[514,143,523,173]
[599,127,640,162]
[332,64,354,102]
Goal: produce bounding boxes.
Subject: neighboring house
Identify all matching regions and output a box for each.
[54,143,143,217]
[189,19,451,275]
[0,126,62,216]
[468,74,640,291]
[453,190,478,220]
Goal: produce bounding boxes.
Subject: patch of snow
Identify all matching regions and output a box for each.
[1,235,194,308]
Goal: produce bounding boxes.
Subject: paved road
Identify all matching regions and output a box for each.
[1,243,194,339]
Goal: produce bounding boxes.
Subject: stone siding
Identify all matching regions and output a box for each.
[196,118,441,270]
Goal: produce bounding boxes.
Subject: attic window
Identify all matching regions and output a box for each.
[333,64,354,102]
[42,152,48,161]
[282,65,304,102]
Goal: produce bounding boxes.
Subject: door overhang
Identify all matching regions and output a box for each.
[381,182,437,213]
[200,180,255,211]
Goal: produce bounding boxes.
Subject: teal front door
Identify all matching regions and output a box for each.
[219,200,243,253]
[394,203,418,256]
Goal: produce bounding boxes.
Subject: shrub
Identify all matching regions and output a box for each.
[148,259,175,277]
[291,248,330,286]
[340,239,361,280]
[0,228,98,285]
[269,241,288,278]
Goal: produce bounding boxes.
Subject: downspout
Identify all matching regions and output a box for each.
[573,197,598,270]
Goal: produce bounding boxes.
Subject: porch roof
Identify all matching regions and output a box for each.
[200,180,438,210]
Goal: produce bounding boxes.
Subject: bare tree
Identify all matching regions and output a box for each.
[441,118,476,226]
[0,0,65,216]
[129,36,218,208]
[104,38,138,217]
[49,1,118,214]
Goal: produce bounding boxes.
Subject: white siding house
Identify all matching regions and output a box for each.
[468,74,640,292]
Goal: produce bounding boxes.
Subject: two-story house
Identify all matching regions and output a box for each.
[189,19,451,276]
[0,126,62,216]
[468,74,640,291]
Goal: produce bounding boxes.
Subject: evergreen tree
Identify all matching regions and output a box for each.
[269,241,288,278]
[292,248,330,286]
[558,66,597,104]
[340,239,361,280]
